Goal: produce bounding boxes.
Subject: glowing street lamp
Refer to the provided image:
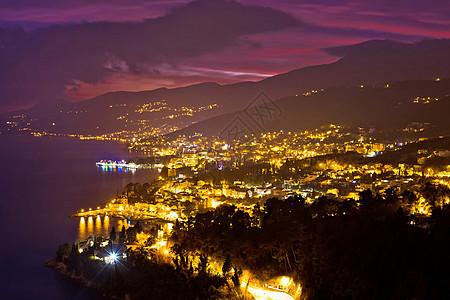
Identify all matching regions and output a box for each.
[280,276,291,286]
[108,252,119,264]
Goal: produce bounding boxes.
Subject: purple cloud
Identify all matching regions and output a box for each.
[0,0,449,113]
[0,0,301,112]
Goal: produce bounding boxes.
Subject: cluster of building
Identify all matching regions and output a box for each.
[77,125,450,224]
[1,99,221,143]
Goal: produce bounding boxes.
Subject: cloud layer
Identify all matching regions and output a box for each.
[0,0,449,112]
[0,0,301,112]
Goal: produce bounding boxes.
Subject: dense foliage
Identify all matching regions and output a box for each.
[54,184,450,299]
[54,242,237,300]
[171,190,450,299]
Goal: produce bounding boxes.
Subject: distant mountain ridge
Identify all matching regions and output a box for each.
[169,78,450,139]
[1,39,449,136]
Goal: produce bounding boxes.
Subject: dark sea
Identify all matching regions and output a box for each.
[0,135,158,299]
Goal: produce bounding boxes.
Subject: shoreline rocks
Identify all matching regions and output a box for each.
[45,259,95,288]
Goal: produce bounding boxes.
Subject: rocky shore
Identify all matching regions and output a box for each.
[45,259,98,289]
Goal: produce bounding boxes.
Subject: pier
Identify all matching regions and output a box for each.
[71,206,176,223]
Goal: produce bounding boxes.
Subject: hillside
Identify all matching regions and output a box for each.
[1,39,449,136]
[170,79,450,139]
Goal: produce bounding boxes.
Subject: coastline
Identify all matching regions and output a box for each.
[45,259,107,298]
[45,259,96,288]
[0,134,156,298]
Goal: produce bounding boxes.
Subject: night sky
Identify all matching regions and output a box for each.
[0,0,449,112]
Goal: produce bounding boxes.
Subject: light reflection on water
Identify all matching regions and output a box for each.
[0,135,158,299]
[98,165,136,174]
[105,215,110,228]
[79,217,86,238]
[77,215,174,242]
[87,216,94,234]
[78,215,131,241]
[95,215,102,232]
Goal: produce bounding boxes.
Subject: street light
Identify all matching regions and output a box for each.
[108,252,118,264]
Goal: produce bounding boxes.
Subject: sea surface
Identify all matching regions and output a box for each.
[0,135,158,299]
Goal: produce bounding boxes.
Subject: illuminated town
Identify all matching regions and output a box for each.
[4,82,450,298]
[61,124,450,299]
[2,0,450,299]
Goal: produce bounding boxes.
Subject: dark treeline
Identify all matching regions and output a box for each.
[56,245,237,299]
[199,162,276,185]
[119,180,167,204]
[54,222,240,300]
[171,189,450,299]
[53,184,450,299]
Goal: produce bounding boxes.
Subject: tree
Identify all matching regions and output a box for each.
[198,254,209,274]
[66,243,82,270]
[231,266,242,288]
[222,254,232,276]
[145,236,156,247]
[119,225,126,244]
[135,221,142,233]
[401,190,418,213]
[56,243,71,262]
[126,227,138,243]
[110,226,117,243]
[358,189,374,208]
[422,183,450,208]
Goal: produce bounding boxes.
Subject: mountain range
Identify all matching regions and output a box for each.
[1,38,449,138]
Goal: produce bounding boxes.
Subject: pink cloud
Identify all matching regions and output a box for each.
[1,0,449,110]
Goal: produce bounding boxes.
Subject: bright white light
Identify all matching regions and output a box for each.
[109,253,118,264]
[280,276,291,286]
[211,199,220,208]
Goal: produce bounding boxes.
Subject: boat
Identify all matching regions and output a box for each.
[95,160,139,169]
